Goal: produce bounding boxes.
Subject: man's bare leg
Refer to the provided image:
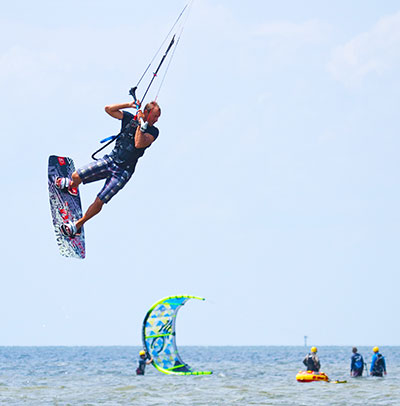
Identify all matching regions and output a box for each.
[59,172,104,237]
[70,171,82,188]
[75,197,104,230]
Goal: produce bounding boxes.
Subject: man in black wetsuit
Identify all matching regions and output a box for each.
[370,347,387,377]
[136,350,153,375]
[303,347,321,372]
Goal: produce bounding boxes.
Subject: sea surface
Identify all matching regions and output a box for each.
[0,346,399,405]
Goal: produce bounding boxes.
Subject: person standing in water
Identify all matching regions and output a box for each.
[136,350,153,375]
[303,347,321,372]
[370,347,387,377]
[350,347,364,377]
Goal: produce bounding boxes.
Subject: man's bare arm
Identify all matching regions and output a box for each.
[105,101,137,120]
[134,125,155,148]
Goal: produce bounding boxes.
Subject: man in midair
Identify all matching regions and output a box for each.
[55,100,161,237]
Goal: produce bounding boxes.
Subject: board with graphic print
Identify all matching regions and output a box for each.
[48,155,85,259]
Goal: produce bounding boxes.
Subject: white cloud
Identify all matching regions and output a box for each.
[254,19,330,45]
[243,19,332,74]
[328,11,400,85]
[0,22,161,102]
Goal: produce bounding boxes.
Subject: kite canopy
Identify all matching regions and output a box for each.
[142,295,212,375]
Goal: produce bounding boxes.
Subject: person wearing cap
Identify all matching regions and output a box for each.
[303,347,321,372]
[370,347,387,377]
[350,347,364,377]
[136,350,153,375]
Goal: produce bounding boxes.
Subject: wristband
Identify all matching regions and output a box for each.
[140,121,148,132]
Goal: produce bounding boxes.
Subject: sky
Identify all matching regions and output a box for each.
[0,0,400,346]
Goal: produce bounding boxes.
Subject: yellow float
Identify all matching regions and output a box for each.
[296,370,329,382]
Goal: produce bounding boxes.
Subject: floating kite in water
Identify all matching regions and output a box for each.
[142,295,212,375]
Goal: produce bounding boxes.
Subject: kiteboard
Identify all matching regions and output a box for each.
[48,155,85,259]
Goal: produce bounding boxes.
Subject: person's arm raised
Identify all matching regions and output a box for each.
[105,101,138,120]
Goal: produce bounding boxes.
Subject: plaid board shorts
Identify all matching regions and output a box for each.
[77,155,134,204]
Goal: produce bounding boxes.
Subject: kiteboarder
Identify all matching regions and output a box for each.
[55,100,161,237]
[136,350,153,375]
[350,347,364,377]
[303,347,321,372]
[370,347,387,377]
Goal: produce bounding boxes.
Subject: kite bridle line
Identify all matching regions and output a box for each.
[128,33,176,112]
[134,1,190,92]
[155,0,194,101]
[91,1,193,161]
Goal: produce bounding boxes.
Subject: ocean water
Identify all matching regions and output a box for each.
[0,346,399,405]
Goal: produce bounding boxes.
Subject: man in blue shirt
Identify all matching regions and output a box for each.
[56,100,161,237]
[350,347,364,377]
[370,347,387,377]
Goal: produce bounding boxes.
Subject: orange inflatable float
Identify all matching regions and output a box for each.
[296,370,329,382]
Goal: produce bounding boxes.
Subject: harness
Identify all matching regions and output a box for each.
[373,354,384,373]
